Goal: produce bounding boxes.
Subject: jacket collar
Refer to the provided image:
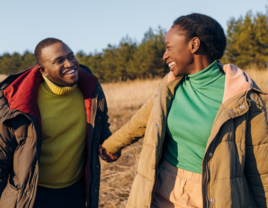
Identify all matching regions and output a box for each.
[219,61,254,103]
[3,65,98,129]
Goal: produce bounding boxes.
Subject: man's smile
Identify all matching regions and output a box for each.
[64,67,77,75]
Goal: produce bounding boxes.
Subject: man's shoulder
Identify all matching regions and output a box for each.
[0,67,33,91]
[79,64,94,76]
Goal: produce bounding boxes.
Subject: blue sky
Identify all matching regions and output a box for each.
[0,0,267,55]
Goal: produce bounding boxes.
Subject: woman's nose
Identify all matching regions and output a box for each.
[163,50,168,61]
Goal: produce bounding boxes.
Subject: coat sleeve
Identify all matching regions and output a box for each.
[245,91,268,207]
[0,120,17,197]
[102,92,155,154]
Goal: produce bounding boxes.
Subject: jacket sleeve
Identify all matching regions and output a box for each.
[0,120,17,197]
[102,92,155,154]
[245,91,268,207]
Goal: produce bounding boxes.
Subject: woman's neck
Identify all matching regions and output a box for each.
[187,55,214,75]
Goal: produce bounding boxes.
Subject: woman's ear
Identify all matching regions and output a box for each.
[190,37,201,53]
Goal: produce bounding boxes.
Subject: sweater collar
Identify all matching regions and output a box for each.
[165,61,264,104]
[42,74,77,96]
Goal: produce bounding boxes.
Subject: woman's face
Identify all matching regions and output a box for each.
[163,25,194,77]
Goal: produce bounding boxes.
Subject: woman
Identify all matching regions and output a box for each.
[99,13,268,208]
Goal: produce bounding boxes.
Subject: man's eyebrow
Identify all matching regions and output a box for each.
[165,41,170,46]
[52,52,74,63]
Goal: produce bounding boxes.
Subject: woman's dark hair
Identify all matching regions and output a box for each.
[34,38,63,65]
[173,13,226,60]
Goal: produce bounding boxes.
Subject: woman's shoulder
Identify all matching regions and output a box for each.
[158,72,180,87]
[158,73,169,87]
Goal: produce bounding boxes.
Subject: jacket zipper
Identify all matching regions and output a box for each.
[151,79,181,203]
[151,145,162,200]
[27,164,38,208]
[205,155,209,208]
[87,95,98,207]
[21,113,40,208]
[202,91,250,208]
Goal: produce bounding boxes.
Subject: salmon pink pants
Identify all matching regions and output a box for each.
[151,159,202,208]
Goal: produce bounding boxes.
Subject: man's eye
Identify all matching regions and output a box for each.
[68,55,75,59]
[57,59,64,64]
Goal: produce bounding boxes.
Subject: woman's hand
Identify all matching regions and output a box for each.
[98,145,121,162]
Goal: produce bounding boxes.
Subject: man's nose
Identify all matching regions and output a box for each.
[64,59,74,68]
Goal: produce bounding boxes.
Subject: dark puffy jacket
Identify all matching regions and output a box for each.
[0,65,111,208]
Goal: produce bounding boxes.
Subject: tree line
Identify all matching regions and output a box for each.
[1,11,268,83]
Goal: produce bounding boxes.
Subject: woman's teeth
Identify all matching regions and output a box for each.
[169,62,175,68]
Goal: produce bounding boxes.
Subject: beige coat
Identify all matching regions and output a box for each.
[102,63,268,208]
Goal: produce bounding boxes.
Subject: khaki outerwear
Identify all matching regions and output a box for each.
[102,62,268,208]
[0,65,111,208]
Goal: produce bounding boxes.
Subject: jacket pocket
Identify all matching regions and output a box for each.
[0,177,20,208]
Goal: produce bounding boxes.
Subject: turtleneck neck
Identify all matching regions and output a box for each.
[42,74,77,96]
[186,60,223,87]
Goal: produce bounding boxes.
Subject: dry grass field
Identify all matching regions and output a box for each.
[100,70,268,208]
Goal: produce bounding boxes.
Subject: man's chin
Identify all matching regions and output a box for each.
[64,75,79,86]
[66,79,78,87]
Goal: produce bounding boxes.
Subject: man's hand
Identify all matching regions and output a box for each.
[98,145,121,162]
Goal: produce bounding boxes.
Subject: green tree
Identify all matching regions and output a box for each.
[223,11,268,69]
[21,51,36,70]
[130,27,168,79]
[0,52,22,74]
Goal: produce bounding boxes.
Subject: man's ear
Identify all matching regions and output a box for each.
[38,66,48,77]
[190,37,201,54]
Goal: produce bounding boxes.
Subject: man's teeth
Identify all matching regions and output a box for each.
[66,69,75,74]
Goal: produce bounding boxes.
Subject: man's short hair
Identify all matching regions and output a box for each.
[34,38,63,65]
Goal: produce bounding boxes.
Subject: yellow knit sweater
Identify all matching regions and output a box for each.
[37,75,87,188]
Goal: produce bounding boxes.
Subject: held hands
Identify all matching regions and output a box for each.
[98,145,121,162]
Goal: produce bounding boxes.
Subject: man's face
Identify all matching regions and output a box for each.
[39,42,79,86]
[163,25,193,77]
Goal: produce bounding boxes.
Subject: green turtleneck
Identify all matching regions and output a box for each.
[165,60,225,174]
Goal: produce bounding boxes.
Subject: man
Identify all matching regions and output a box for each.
[0,38,113,208]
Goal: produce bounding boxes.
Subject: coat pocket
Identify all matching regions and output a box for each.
[0,177,20,208]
